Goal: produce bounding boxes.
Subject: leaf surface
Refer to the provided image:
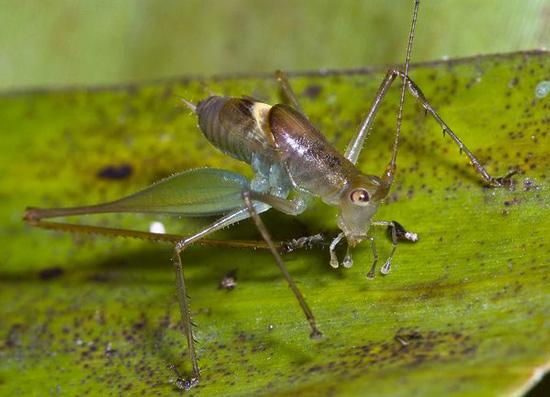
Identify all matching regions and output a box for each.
[0,51,549,396]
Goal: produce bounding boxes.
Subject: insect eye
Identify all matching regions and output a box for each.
[350,188,370,206]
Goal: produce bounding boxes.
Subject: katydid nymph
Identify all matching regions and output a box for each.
[23,0,514,390]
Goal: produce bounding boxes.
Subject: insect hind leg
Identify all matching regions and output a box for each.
[172,242,200,390]
[169,206,269,389]
[275,70,304,114]
[344,68,515,187]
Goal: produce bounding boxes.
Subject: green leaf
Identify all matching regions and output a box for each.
[1,51,549,396]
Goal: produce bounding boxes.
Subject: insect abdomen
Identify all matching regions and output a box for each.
[196,96,276,165]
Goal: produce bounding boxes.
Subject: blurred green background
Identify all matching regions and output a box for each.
[1,0,548,90]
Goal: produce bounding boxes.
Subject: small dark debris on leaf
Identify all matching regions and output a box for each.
[38,266,64,280]
[88,272,112,283]
[503,198,521,207]
[97,163,133,180]
[394,329,423,348]
[105,342,117,356]
[219,269,237,291]
[302,84,323,99]
[394,335,409,347]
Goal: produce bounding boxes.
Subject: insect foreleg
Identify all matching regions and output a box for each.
[170,205,270,389]
[242,191,322,339]
[329,232,345,269]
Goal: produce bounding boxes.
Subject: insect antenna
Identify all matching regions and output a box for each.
[390,0,420,173]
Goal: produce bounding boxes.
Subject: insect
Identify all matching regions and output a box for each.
[23,0,513,390]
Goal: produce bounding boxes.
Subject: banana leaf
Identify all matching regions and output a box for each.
[0,50,549,396]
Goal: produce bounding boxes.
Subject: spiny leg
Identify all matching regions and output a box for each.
[168,206,273,389]
[172,242,199,390]
[345,68,514,187]
[23,215,278,250]
[170,206,283,387]
[275,70,304,114]
[343,3,512,187]
[242,191,322,338]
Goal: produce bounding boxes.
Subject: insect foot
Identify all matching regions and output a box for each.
[342,252,353,268]
[169,364,199,391]
[310,327,323,339]
[175,377,199,391]
[488,169,518,189]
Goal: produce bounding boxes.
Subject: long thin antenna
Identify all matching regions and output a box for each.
[391,0,420,170]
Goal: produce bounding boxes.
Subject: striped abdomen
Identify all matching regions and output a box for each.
[196,96,278,165]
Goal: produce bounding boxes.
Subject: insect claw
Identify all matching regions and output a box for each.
[169,364,198,391]
[310,327,323,339]
[342,254,353,268]
[490,168,518,188]
[367,264,376,280]
[175,377,199,391]
[380,259,392,275]
[329,259,339,268]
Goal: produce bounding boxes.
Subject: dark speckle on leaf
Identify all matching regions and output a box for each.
[38,266,64,280]
[97,163,133,180]
[302,84,323,99]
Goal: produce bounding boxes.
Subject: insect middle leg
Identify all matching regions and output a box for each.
[344,69,514,187]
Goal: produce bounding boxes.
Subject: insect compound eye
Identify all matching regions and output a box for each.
[349,188,370,206]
